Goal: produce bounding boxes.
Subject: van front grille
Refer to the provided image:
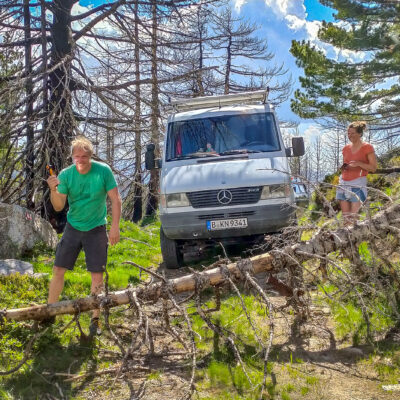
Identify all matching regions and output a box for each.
[228,211,255,218]
[198,211,255,220]
[187,187,262,209]
[198,213,225,220]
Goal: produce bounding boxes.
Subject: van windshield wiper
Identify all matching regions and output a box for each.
[219,149,261,155]
[168,152,220,161]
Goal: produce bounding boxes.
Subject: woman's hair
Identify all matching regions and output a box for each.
[348,121,367,136]
[71,136,93,156]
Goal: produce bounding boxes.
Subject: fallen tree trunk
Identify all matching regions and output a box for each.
[3,203,400,322]
[375,167,400,174]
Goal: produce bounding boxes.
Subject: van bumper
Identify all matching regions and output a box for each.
[160,203,295,240]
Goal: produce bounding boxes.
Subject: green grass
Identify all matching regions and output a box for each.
[191,293,279,399]
[0,217,161,399]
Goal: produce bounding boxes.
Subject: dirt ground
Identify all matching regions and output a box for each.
[155,262,400,400]
[44,259,400,400]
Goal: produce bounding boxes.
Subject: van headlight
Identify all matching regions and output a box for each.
[162,193,190,207]
[260,184,290,199]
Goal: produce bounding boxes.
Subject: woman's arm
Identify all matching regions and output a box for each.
[347,151,377,173]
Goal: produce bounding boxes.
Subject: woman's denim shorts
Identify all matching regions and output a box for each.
[336,187,366,203]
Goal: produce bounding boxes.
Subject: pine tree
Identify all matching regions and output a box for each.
[290,0,400,127]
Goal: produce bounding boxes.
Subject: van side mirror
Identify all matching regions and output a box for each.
[145,143,156,170]
[291,137,305,157]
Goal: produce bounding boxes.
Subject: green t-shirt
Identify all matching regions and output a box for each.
[58,160,117,231]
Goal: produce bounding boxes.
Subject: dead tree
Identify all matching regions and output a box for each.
[211,6,291,101]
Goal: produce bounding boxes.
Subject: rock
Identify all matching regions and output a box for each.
[32,273,49,279]
[0,259,33,275]
[0,260,49,279]
[0,202,58,258]
[382,384,400,392]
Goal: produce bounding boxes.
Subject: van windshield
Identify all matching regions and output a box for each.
[166,112,281,161]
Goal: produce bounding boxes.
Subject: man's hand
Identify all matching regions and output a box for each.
[109,225,120,245]
[107,186,122,246]
[47,175,60,191]
[47,175,67,211]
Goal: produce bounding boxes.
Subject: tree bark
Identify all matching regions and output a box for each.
[24,0,35,210]
[40,0,74,225]
[4,202,400,322]
[145,0,160,217]
[375,167,400,174]
[132,0,143,223]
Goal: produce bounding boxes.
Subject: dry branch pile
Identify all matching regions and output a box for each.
[4,202,400,322]
[1,202,400,398]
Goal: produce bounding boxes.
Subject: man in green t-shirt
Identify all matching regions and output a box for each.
[45,136,122,335]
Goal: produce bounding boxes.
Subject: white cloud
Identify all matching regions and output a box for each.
[72,3,92,16]
[263,0,306,21]
[234,0,247,12]
[285,14,305,31]
[71,3,116,36]
[304,19,321,41]
[301,124,323,144]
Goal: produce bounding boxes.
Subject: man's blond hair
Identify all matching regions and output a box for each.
[71,136,93,156]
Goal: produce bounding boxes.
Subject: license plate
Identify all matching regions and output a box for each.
[206,218,248,231]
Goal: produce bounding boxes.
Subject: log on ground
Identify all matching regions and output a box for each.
[3,203,399,322]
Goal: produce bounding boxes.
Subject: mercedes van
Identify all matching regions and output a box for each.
[145,90,305,268]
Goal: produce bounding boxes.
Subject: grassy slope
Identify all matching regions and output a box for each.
[0,218,161,399]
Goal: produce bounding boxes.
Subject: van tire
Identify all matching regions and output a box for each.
[160,228,183,269]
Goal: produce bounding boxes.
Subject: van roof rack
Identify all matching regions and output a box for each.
[170,88,270,112]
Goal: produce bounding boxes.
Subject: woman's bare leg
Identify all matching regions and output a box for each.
[349,201,362,224]
[340,200,352,226]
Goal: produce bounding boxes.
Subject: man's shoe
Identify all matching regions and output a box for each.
[39,316,56,327]
[89,317,101,336]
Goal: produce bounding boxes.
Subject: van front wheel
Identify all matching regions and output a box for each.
[160,228,183,269]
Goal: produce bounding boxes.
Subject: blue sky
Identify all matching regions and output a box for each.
[78,0,337,137]
[304,0,335,21]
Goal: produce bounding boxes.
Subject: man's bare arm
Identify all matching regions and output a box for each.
[47,175,67,211]
[107,186,122,245]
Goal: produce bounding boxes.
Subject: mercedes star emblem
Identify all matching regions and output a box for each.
[217,189,233,205]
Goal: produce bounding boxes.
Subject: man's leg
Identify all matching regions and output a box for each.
[90,271,104,319]
[83,225,108,335]
[48,266,67,304]
[50,223,81,305]
[40,266,67,325]
[88,271,104,336]
[84,225,108,319]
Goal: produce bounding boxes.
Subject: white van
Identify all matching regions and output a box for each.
[292,178,310,207]
[145,90,305,268]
